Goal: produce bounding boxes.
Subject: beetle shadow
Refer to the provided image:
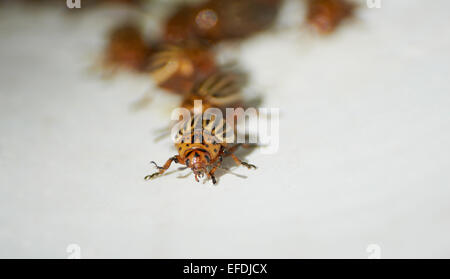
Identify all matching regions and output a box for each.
[243,94,264,109]
[206,144,259,185]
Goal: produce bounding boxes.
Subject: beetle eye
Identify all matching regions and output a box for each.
[205,155,210,163]
[185,159,190,166]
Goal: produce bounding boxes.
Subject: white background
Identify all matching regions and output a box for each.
[0,0,449,258]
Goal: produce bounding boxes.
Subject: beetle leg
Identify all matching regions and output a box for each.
[206,149,226,185]
[145,155,180,180]
[230,153,257,169]
[210,174,217,184]
[150,161,164,170]
[208,165,219,184]
[222,144,257,169]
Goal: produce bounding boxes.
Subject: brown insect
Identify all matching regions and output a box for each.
[102,22,151,73]
[306,0,355,34]
[145,114,256,184]
[145,73,256,184]
[149,42,217,94]
[164,0,282,44]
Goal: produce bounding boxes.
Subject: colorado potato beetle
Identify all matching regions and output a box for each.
[103,22,151,73]
[145,113,256,184]
[146,73,256,184]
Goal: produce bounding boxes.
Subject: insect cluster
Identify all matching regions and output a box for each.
[96,0,357,184]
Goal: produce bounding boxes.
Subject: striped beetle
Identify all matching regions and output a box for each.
[145,73,256,184]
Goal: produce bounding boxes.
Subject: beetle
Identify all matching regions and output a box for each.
[145,73,255,184]
[306,0,355,34]
[145,113,256,184]
[102,22,151,73]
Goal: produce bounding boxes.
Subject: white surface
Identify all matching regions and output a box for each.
[0,0,450,258]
